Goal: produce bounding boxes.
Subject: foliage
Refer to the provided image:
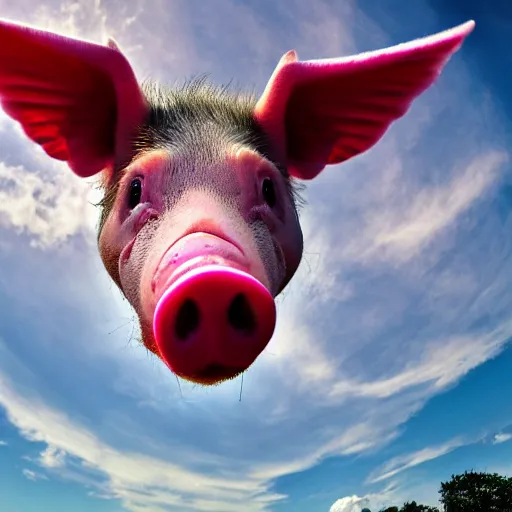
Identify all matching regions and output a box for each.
[439,470,512,512]
[378,502,439,512]
[400,501,439,512]
[369,469,512,512]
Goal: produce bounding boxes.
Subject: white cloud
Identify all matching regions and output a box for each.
[0,159,98,248]
[0,374,286,512]
[329,481,406,512]
[39,445,67,468]
[329,323,512,401]
[330,495,371,512]
[0,364,423,512]
[492,433,512,445]
[22,468,48,482]
[0,439,7,446]
[367,438,467,484]
[371,151,506,261]
[342,149,507,265]
[32,0,119,41]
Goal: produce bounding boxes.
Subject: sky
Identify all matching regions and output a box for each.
[0,1,511,511]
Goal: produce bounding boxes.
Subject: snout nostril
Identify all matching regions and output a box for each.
[175,299,200,340]
[227,293,257,336]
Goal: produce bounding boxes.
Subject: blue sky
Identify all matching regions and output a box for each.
[0,1,511,511]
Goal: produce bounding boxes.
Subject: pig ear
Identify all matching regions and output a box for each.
[0,19,148,179]
[254,21,475,180]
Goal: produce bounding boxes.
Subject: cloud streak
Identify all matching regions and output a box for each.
[329,324,512,401]
[332,149,507,267]
[367,438,467,484]
[22,468,48,482]
[492,433,512,445]
[0,374,285,512]
[368,151,507,263]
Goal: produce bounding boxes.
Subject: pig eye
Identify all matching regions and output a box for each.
[128,178,143,209]
[262,178,276,208]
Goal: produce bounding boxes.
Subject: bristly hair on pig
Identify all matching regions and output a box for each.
[96,76,307,239]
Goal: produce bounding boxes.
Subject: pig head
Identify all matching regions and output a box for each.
[0,19,475,384]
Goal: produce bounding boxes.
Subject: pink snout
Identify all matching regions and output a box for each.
[153,265,276,384]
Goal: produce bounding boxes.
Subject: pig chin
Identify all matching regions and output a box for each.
[128,228,279,386]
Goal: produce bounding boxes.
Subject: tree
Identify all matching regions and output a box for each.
[439,470,512,512]
[400,501,439,512]
[378,500,440,512]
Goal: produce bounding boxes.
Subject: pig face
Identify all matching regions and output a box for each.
[97,82,304,383]
[0,18,475,384]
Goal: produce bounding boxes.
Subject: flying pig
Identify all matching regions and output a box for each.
[0,19,475,385]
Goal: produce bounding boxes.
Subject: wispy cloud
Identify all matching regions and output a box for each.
[0,439,7,446]
[0,375,287,512]
[22,468,48,482]
[367,438,468,484]
[0,354,443,512]
[367,151,507,263]
[329,324,512,401]
[492,433,512,445]
[339,149,507,266]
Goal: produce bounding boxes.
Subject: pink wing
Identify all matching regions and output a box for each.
[255,21,475,180]
[0,18,148,178]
